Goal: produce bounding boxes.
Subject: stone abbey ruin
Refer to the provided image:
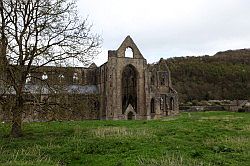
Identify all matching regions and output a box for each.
[0,36,179,121]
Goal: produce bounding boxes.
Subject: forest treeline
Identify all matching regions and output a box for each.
[166,49,250,103]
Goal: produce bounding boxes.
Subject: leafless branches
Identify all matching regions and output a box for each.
[0,0,101,137]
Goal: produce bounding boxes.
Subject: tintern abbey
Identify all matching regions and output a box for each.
[0,36,179,121]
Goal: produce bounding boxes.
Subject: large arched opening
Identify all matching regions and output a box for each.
[122,64,137,114]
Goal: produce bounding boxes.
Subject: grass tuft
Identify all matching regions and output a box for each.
[91,126,154,139]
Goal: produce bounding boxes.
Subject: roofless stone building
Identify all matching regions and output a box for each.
[99,36,179,119]
[0,36,179,121]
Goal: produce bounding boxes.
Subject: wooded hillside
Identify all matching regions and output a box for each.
[166,49,250,103]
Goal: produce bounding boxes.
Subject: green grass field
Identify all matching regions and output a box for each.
[0,111,250,166]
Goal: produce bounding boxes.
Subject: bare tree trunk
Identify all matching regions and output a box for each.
[11,96,23,137]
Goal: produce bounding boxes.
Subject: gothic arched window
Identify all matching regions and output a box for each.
[122,65,137,113]
[151,74,155,85]
[125,47,133,58]
[42,72,48,80]
[159,72,168,86]
[73,72,79,83]
[58,74,65,82]
[26,73,31,83]
[150,98,155,113]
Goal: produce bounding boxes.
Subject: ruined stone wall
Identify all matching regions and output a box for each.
[0,64,102,123]
[101,36,179,120]
[0,36,179,122]
[147,58,179,119]
[95,63,108,119]
[27,65,97,86]
[0,94,100,122]
[103,36,149,120]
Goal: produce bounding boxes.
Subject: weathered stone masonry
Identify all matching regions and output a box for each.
[0,36,179,121]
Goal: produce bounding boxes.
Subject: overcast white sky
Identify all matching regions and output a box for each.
[77,0,250,65]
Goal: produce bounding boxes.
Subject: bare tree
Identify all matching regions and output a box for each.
[0,0,101,137]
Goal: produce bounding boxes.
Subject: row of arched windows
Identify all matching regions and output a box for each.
[26,72,81,84]
[150,96,174,114]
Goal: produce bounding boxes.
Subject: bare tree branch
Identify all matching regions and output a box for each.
[0,0,101,137]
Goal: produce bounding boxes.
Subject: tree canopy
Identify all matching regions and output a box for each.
[167,49,250,103]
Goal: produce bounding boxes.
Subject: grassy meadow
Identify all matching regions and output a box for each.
[0,111,250,166]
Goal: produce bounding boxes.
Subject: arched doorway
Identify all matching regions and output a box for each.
[127,111,134,120]
[122,65,137,114]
